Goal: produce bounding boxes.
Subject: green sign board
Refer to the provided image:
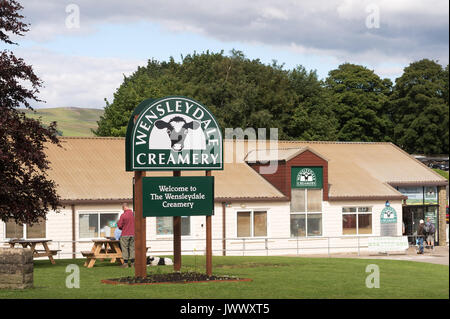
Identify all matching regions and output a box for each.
[291,167,323,189]
[380,206,397,224]
[142,176,214,217]
[125,96,223,171]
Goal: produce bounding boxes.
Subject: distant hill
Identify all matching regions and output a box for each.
[22,107,104,137]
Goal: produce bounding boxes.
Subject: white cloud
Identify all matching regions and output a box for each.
[18,0,447,66]
[17,48,145,108]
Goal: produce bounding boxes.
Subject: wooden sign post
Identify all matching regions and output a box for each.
[134,171,146,278]
[173,170,181,272]
[205,170,212,276]
[125,96,223,279]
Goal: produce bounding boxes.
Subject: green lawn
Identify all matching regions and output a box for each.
[0,256,448,299]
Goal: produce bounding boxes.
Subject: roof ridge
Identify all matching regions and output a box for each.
[224,139,391,144]
[60,136,125,140]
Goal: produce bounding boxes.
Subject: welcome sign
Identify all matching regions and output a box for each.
[126,96,223,171]
[142,177,214,217]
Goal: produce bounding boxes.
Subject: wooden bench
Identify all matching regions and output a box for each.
[81,251,94,257]
[35,249,60,256]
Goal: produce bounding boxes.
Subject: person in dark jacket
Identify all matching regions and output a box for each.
[417,220,425,254]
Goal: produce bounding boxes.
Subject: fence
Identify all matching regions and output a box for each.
[3,235,418,260]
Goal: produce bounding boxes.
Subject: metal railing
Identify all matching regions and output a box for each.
[2,235,418,259]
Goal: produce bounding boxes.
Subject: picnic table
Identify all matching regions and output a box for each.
[8,239,60,264]
[81,239,124,268]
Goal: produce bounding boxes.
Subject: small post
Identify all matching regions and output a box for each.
[205,170,212,277]
[173,170,181,272]
[222,202,226,256]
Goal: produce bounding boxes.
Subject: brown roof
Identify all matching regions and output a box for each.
[45,137,286,202]
[45,138,447,203]
[245,147,329,162]
[234,140,448,200]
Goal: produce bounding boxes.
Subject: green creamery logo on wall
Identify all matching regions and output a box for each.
[291,167,323,189]
[125,96,223,171]
[380,206,397,224]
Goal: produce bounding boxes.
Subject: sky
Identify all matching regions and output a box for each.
[2,0,449,109]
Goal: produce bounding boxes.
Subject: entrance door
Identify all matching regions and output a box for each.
[403,206,424,243]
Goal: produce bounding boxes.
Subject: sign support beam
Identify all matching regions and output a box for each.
[134,171,146,278]
[173,170,181,272]
[206,170,212,276]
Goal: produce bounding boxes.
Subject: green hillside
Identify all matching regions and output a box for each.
[22,107,104,137]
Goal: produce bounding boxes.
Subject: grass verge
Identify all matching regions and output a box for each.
[0,256,448,299]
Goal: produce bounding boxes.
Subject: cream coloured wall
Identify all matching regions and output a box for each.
[1,199,405,257]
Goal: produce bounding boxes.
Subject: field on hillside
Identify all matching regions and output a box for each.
[22,107,103,137]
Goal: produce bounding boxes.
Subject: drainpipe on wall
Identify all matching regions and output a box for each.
[222,202,226,256]
[71,204,76,259]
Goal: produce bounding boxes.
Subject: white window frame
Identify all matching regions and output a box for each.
[77,210,121,240]
[155,216,192,238]
[341,206,373,236]
[290,212,323,237]
[290,189,323,237]
[3,220,47,240]
[235,209,269,238]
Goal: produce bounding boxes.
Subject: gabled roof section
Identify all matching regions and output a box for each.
[245,147,329,163]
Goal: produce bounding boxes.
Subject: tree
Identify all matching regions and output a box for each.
[0,0,60,225]
[94,51,300,139]
[325,63,392,142]
[287,66,338,141]
[389,59,449,155]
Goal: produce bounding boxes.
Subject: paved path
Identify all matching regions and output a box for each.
[287,246,449,266]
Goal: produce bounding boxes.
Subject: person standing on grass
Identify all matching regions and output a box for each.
[117,203,135,268]
[417,219,425,254]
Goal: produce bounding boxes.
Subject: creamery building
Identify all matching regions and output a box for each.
[1,137,448,257]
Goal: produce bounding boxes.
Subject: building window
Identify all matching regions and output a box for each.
[26,218,46,238]
[342,207,372,235]
[5,219,46,239]
[290,214,322,237]
[156,216,191,236]
[236,210,267,237]
[291,189,322,212]
[290,189,322,237]
[79,212,119,239]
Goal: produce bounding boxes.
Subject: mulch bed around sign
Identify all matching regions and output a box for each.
[101,272,252,285]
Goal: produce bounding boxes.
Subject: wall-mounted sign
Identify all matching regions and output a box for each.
[380,205,398,236]
[380,206,397,224]
[142,176,214,217]
[291,167,323,189]
[125,96,223,171]
[368,236,409,252]
[424,186,438,205]
[397,186,423,205]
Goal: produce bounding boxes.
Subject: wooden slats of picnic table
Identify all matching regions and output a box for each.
[8,239,59,264]
[83,239,124,268]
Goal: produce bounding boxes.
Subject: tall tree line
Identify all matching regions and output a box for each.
[95,51,449,155]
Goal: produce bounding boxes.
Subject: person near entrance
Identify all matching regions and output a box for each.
[424,217,435,250]
[417,220,425,254]
[117,203,135,268]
